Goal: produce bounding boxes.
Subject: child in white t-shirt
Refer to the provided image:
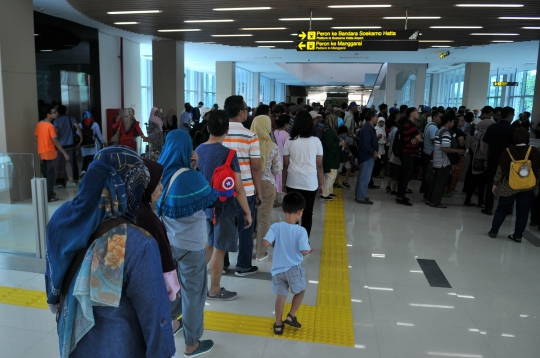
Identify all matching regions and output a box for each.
[263,192,311,335]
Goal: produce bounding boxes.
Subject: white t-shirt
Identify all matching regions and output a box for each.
[283,136,323,191]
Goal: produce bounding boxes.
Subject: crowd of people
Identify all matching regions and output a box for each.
[38,94,538,357]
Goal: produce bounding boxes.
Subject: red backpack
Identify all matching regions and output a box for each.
[210,149,237,223]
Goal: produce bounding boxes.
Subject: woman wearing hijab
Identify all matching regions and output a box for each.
[250,115,283,261]
[148,107,164,153]
[45,146,176,358]
[112,108,147,151]
[135,159,182,334]
[164,107,178,134]
[321,117,343,201]
[274,114,291,194]
[489,128,540,242]
[78,111,104,177]
[158,130,218,357]
[464,118,493,207]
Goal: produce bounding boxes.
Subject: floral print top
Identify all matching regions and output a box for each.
[262,145,283,187]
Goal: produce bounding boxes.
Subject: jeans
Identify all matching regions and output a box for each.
[235,195,256,271]
[397,154,416,199]
[255,181,276,258]
[40,159,55,200]
[490,190,535,239]
[64,145,79,181]
[483,163,498,212]
[323,169,337,197]
[355,158,374,201]
[169,247,207,346]
[285,186,317,238]
[427,166,451,206]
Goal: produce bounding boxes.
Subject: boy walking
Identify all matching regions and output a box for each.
[263,192,311,335]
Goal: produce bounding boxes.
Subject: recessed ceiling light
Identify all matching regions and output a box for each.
[185,19,234,23]
[211,34,253,37]
[107,10,161,14]
[258,46,276,48]
[419,40,453,42]
[523,27,540,29]
[431,45,451,47]
[431,26,482,28]
[255,40,294,43]
[329,4,392,8]
[40,49,53,52]
[241,27,288,30]
[332,26,382,29]
[213,7,272,11]
[158,29,202,32]
[499,17,540,20]
[279,18,333,21]
[492,40,514,42]
[384,16,441,19]
[456,3,524,7]
[114,22,139,25]
[470,33,519,35]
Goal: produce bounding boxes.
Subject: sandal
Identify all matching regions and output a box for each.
[333,183,343,188]
[430,204,447,209]
[284,313,302,328]
[508,235,522,243]
[273,322,284,335]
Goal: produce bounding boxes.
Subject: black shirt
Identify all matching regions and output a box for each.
[482,120,515,166]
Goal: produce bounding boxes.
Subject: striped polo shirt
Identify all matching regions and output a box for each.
[223,122,261,196]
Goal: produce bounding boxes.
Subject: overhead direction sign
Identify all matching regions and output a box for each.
[493,81,519,86]
[296,29,419,51]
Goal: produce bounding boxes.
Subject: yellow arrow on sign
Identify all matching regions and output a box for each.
[298,42,306,50]
[299,31,307,41]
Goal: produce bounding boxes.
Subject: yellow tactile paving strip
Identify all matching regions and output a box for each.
[0,189,354,346]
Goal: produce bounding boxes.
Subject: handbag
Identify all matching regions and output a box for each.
[507,147,536,190]
[111,120,122,145]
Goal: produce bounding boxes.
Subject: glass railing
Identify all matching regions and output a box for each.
[0,153,36,255]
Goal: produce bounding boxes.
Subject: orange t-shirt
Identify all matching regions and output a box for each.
[34,121,57,160]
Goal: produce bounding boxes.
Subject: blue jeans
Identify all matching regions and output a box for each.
[355,158,374,200]
[236,195,256,271]
[490,190,535,239]
[169,247,207,346]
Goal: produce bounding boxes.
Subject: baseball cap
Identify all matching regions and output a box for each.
[309,110,322,119]
[378,117,385,122]
[422,106,432,112]
[349,101,358,107]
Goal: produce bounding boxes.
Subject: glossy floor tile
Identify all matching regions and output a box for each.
[2,176,540,357]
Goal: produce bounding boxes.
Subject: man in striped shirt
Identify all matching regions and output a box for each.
[223,95,263,277]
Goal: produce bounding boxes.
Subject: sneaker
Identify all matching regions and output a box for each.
[342,182,351,189]
[207,288,237,301]
[329,193,337,197]
[396,198,413,206]
[390,191,397,196]
[508,234,522,243]
[256,252,269,262]
[320,195,334,201]
[385,186,391,193]
[235,266,259,277]
[184,339,215,358]
[355,199,374,205]
[488,231,497,238]
[173,318,184,336]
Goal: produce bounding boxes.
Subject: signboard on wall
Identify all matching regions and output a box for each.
[493,81,519,87]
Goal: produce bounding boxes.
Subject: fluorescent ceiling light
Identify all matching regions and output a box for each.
[329,4,392,8]
[34,34,39,36]
[332,26,382,29]
[158,29,201,32]
[242,27,287,30]
[456,3,523,7]
[457,295,475,299]
[470,33,519,35]
[354,345,366,349]
[114,22,139,25]
[214,7,272,11]
[492,40,514,42]
[185,19,234,23]
[107,10,161,14]
[523,27,540,29]
[291,33,297,35]
[419,40,453,42]
[432,45,451,47]
[309,280,319,284]
[384,16,441,19]
[258,46,275,48]
[499,17,540,20]
[410,270,423,273]
[397,322,415,326]
[427,353,484,358]
[520,314,529,317]
[211,34,253,37]
[255,40,293,43]
[279,18,333,21]
[409,303,455,308]
[431,26,482,28]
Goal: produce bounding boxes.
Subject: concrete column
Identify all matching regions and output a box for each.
[253,72,260,108]
[216,61,235,108]
[270,79,276,103]
[152,40,184,114]
[429,74,440,106]
[414,64,427,107]
[532,45,540,128]
[462,62,490,110]
[385,64,397,106]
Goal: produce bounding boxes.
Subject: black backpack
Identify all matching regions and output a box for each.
[81,124,96,146]
[391,126,404,157]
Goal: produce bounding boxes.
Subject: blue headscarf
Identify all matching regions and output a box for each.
[157,129,217,218]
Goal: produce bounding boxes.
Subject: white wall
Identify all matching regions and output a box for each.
[123,38,142,122]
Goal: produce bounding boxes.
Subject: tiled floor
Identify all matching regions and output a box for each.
[1,176,540,358]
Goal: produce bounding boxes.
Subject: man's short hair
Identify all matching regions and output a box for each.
[365,110,378,121]
[441,112,455,126]
[337,125,349,134]
[224,95,245,119]
[208,110,229,136]
[57,105,67,115]
[40,104,54,120]
[481,106,494,115]
[378,103,388,111]
[502,106,515,120]
[274,105,284,115]
[282,192,306,213]
[297,98,305,105]
[400,104,408,113]
[198,101,204,106]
